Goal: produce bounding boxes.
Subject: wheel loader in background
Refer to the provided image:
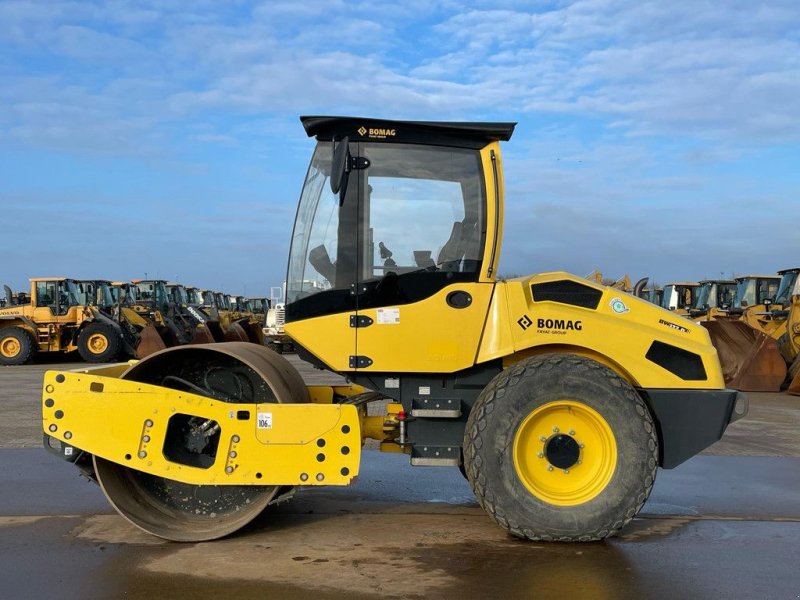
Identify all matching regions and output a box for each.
[701,274,787,392]
[1,278,127,365]
[661,282,700,315]
[165,282,227,344]
[42,116,746,544]
[760,268,800,394]
[688,279,736,321]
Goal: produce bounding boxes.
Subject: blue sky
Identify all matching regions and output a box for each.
[1,0,798,295]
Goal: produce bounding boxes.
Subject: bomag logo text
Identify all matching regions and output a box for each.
[360,127,396,139]
[537,318,582,334]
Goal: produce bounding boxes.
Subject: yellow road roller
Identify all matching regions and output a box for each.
[42,117,747,542]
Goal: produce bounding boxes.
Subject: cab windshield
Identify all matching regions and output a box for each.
[286,141,485,314]
[96,282,114,308]
[63,280,81,307]
[733,280,755,309]
[775,271,799,305]
[694,284,711,309]
[169,286,188,305]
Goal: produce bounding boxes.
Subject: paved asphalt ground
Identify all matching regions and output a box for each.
[0,353,799,599]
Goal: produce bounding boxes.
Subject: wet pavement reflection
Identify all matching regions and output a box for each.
[0,450,798,599]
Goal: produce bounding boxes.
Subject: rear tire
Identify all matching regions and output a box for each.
[77,323,122,363]
[0,327,36,365]
[463,353,658,542]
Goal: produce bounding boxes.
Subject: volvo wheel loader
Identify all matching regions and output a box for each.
[42,117,746,543]
[1,278,127,365]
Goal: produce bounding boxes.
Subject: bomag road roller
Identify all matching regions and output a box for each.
[42,117,747,543]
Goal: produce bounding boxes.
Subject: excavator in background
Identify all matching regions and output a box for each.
[688,280,736,321]
[702,274,785,392]
[43,116,746,544]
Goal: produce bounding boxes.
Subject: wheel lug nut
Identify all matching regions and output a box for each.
[577,460,582,464]
[563,469,569,474]
[539,436,547,442]
[553,427,559,433]
[569,429,575,436]
[547,465,554,472]
[537,452,544,459]
[579,443,585,449]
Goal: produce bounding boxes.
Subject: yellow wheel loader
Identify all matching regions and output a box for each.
[702,275,785,391]
[42,117,746,543]
[689,280,736,321]
[0,277,128,365]
[767,268,800,394]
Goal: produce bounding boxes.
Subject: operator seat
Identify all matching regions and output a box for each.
[437,221,466,272]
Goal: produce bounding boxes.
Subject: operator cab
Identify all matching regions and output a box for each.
[731,275,780,312]
[34,279,81,316]
[286,117,514,325]
[774,268,800,307]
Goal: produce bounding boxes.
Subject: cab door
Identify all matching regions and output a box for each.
[352,142,497,373]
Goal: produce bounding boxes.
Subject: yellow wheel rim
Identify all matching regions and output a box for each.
[0,336,21,358]
[513,400,617,506]
[87,333,109,354]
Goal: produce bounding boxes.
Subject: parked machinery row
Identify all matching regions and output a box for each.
[0,278,269,365]
[634,271,800,393]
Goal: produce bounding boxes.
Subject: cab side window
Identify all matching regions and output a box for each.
[36,281,58,314]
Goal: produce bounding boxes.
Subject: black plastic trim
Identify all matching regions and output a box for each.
[645,340,708,381]
[639,388,744,468]
[531,280,603,309]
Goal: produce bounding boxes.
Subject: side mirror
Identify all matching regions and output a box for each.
[330,136,350,203]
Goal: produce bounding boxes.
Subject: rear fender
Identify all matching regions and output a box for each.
[502,344,639,387]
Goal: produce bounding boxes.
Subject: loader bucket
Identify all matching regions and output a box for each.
[135,325,180,359]
[703,320,787,392]
[786,355,800,396]
[237,320,265,344]
[205,320,227,342]
[224,322,251,342]
[190,325,216,345]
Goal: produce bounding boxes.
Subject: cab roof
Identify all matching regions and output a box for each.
[734,274,781,281]
[301,116,516,148]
